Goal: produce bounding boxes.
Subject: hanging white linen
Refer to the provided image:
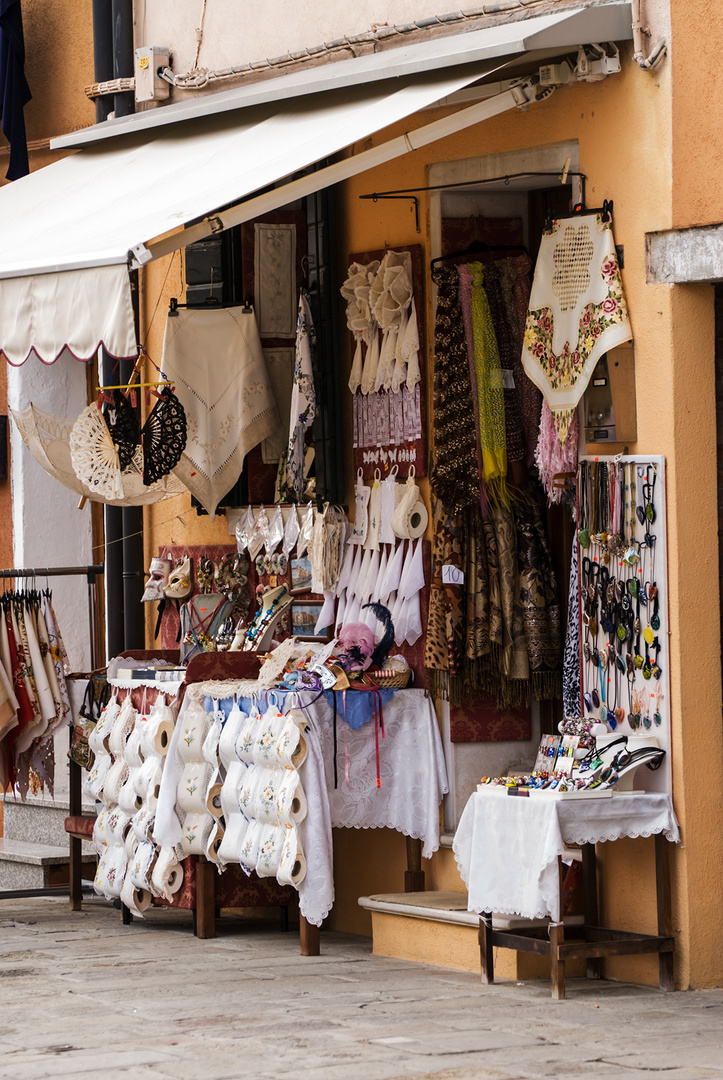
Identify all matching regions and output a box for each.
[162,305,280,517]
[279,291,317,500]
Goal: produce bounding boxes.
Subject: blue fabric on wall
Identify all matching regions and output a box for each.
[0,0,31,181]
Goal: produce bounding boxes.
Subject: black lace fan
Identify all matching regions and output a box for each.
[141,388,187,485]
[103,389,140,471]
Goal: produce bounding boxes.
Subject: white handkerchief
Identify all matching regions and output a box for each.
[380,541,405,600]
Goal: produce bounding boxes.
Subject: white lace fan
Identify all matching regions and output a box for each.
[69,405,125,501]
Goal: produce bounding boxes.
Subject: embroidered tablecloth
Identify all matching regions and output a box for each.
[453,788,680,922]
[156,686,448,927]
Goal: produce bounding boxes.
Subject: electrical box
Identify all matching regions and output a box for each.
[134,46,170,103]
[584,345,637,445]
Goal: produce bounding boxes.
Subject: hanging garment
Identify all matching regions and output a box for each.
[279,291,317,502]
[499,254,541,466]
[535,399,580,505]
[521,212,632,443]
[0,0,31,181]
[562,533,581,718]
[484,261,526,481]
[430,265,480,514]
[457,263,486,514]
[516,494,562,701]
[162,305,280,517]
[470,263,508,502]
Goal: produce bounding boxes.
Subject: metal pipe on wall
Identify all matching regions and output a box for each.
[91,0,113,123]
[111,0,135,118]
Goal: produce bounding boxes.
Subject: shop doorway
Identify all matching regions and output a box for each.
[429,142,581,829]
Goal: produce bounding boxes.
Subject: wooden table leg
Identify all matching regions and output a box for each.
[549,921,566,1000]
[404,836,425,892]
[479,913,494,984]
[68,760,82,911]
[581,843,602,980]
[300,915,320,956]
[194,857,217,939]
[655,833,674,991]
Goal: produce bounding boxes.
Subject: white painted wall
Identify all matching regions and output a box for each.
[7,352,94,672]
[137,0,487,76]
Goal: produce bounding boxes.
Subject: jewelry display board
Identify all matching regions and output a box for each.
[577,455,670,795]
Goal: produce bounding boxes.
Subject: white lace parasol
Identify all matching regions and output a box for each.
[10,403,188,505]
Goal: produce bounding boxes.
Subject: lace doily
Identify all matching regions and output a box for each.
[142,388,187,485]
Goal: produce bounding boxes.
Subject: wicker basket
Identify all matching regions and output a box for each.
[365,666,412,689]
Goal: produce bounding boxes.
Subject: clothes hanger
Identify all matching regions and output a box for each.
[430,238,528,269]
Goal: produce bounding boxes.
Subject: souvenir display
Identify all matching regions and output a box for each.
[344,247,426,478]
[0,585,71,798]
[575,456,670,788]
[276,290,317,503]
[91,692,182,915]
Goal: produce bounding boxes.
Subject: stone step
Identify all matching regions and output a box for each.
[1,794,95,849]
[0,838,96,892]
[359,891,584,978]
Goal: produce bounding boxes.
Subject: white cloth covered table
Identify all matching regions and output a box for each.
[155,685,448,927]
[453,789,680,923]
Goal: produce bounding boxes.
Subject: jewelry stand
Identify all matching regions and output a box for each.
[230,585,293,651]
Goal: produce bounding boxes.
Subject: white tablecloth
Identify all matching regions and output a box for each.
[453,789,680,922]
[156,685,448,927]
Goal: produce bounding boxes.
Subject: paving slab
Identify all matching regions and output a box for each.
[0,896,720,1080]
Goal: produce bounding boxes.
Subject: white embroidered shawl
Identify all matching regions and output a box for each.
[521,213,632,443]
[162,306,279,517]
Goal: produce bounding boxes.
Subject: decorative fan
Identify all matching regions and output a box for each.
[69,405,125,501]
[142,388,187,486]
[103,389,140,470]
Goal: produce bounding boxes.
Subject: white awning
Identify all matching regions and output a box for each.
[0,3,632,366]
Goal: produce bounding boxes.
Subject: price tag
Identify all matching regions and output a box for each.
[442,564,464,586]
[501,369,516,389]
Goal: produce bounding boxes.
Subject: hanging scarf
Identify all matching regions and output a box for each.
[484,262,526,480]
[457,264,487,515]
[516,493,562,700]
[498,255,542,467]
[492,505,530,707]
[469,263,507,502]
[562,533,581,718]
[536,399,580,505]
[430,265,479,514]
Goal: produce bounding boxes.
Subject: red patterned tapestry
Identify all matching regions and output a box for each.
[450,689,531,742]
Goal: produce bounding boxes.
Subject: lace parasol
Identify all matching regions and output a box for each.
[142,388,187,486]
[10,404,188,505]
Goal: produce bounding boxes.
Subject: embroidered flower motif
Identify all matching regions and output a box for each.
[183,727,196,747]
[186,780,198,796]
[107,867,116,884]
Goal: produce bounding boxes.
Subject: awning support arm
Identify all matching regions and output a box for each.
[131,75,540,267]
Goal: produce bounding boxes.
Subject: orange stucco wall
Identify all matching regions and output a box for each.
[140,28,723,990]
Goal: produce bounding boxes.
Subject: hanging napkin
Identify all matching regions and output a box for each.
[282,504,300,557]
[296,502,314,558]
[361,328,380,396]
[162,305,280,517]
[351,469,370,546]
[364,472,382,552]
[521,212,632,444]
[380,541,405,602]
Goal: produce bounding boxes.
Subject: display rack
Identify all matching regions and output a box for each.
[0,564,104,904]
[577,456,670,795]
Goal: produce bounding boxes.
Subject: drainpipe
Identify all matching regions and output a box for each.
[631,0,666,71]
[92,0,113,123]
[111,0,135,118]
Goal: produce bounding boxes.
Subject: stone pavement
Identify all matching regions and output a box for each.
[0,897,721,1080]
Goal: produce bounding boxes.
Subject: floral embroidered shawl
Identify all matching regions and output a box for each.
[521,213,632,443]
